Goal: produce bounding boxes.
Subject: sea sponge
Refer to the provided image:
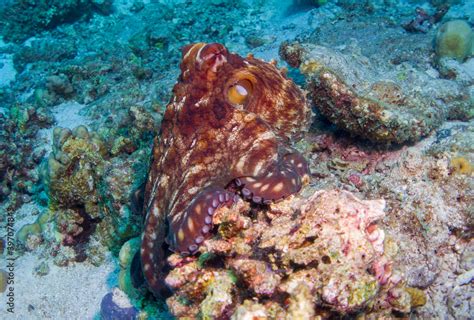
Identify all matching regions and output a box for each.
[435,20,473,62]
[0,269,8,293]
[450,156,473,175]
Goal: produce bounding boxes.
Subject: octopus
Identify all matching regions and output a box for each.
[139,43,312,297]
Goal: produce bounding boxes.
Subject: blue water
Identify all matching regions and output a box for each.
[0,1,473,319]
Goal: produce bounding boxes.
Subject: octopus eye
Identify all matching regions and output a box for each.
[227,79,253,105]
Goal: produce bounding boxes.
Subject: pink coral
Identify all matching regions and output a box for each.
[163,189,421,318]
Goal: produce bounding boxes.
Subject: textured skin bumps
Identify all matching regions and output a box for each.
[139,43,312,297]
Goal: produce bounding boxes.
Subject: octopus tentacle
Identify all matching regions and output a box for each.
[140,198,171,298]
[167,186,233,254]
[236,152,310,203]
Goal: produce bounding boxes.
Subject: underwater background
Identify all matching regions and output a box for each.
[0,0,473,319]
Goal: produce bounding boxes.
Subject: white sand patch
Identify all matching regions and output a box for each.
[13,203,42,230]
[37,101,91,154]
[0,202,117,319]
[53,101,89,130]
[0,253,116,319]
[0,54,16,87]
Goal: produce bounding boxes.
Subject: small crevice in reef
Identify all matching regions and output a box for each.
[59,205,101,262]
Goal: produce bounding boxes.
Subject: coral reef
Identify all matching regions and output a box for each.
[0,104,53,204]
[280,41,471,144]
[37,123,151,258]
[41,125,108,215]
[163,189,423,318]
[0,0,113,43]
[0,0,472,318]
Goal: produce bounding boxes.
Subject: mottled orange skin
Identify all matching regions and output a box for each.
[140,43,312,297]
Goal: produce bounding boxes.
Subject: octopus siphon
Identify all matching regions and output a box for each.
[138,43,312,297]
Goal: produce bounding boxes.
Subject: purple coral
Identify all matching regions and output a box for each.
[100,287,138,320]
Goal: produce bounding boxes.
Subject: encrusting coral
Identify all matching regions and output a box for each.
[154,189,425,318]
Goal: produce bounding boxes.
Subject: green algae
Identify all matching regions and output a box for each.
[17,223,42,245]
[200,272,235,320]
[348,279,378,308]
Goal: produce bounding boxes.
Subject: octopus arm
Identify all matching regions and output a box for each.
[236,152,310,203]
[167,185,233,254]
[140,197,172,298]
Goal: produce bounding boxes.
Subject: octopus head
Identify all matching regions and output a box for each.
[181,42,229,75]
[177,42,312,141]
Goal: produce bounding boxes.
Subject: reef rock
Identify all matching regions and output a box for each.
[40,124,147,257]
[280,42,472,144]
[0,104,53,203]
[163,189,424,318]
